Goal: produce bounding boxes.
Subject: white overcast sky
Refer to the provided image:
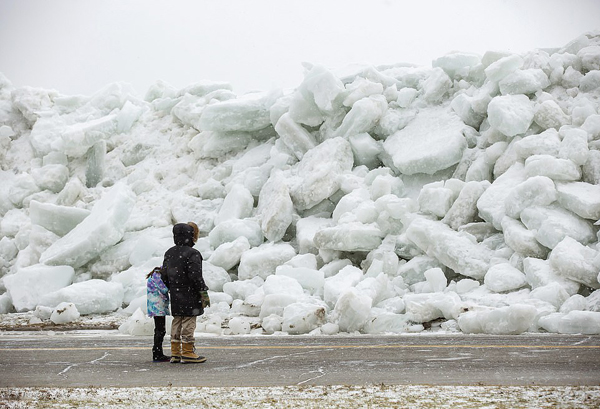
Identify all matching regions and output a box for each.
[1,0,599,97]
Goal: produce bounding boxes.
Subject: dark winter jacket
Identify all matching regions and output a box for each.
[160,223,208,316]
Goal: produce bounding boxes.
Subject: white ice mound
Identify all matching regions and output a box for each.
[538,311,600,334]
[39,279,124,315]
[458,304,538,335]
[3,264,74,311]
[383,107,467,175]
[50,302,80,324]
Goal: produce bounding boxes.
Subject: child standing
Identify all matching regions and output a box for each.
[146,267,170,362]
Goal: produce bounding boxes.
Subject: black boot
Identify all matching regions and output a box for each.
[152,345,171,362]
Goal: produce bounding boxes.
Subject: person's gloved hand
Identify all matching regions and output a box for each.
[200,290,211,309]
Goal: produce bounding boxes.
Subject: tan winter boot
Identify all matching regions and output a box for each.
[170,341,182,364]
[181,342,207,363]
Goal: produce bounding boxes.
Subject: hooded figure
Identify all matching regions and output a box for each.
[161,222,208,363]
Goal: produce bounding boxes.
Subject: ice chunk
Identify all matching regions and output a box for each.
[296,217,333,254]
[261,314,282,334]
[458,304,537,334]
[238,242,296,280]
[363,310,409,334]
[406,218,493,280]
[207,236,250,271]
[3,264,74,311]
[334,288,372,333]
[256,171,294,242]
[40,183,136,268]
[289,137,354,211]
[349,133,382,168]
[383,108,467,175]
[9,173,40,208]
[276,265,324,296]
[520,205,596,249]
[514,129,560,159]
[282,302,326,334]
[208,218,263,248]
[501,217,548,258]
[29,200,90,237]
[432,52,481,79]
[487,95,534,137]
[61,114,118,158]
[523,257,580,295]
[1,209,30,238]
[324,265,363,307]
[397,87,418,108]
[583,150,600,184]
[298,64,345,114]
[556,182,600,220]
[484,263,527,292]
[50,302,80,324]
[202,262,231,292]
[31,164,69,193]
[499,69,549,95]
[172,196,222,233]
[538,311,600,334]
[274,112,317,160]
[456,278,480,294]
[228,316,253,335]
[559,128,589,166]
[418,184,454,218]
[560,294,587,313]
[314,222,384,252]
[525,155,581,181]
[530,282,569,309]
[578,45,600,71]
[484,54,524,82]
[424,268,447,292]
[118,308,155,336]
[504,176,557,219]
[223,277,263,301]
[85,141,106,188]
[533,100,570,130]
[343,78,384,107]
[214,184,254,226]
[549,236,600,289]
[334,95,388,138]
[421,67,452,103]
[442,181,489,230]
[39,279,124,315]
[477,163,523,229]
[199,91,275,132]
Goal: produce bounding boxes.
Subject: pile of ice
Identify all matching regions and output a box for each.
[1,31,600,336]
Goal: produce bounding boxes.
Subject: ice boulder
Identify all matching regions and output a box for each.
[520,205,596,249]
[504,176,557,219]
[289,137,354,211]
[514,129,561,159]
[484,263,528,293]
[405,218,494,280]
[282,302,326,334]
[238,242,296,280]
[207,236,250,271]
[538,311,600,334]
[276,265,324,296]
[524,155,581,182]
[499,69,549,95]
[208,218,263,248]
[314,222,384,252]
[501,217,549,258]
[118,307,155,336]
[484,54,524,82]
[29,200,91,237]
[533,100,571,130]
[50,302,80,324]
[202,262,231,292]
[334,95,388,138]
[324,265,363,307]
[383,108,467,175]
[457,304,537,334]
[256,171,294,242]
[198,91,276,132]
[523,257,580,296]
[334,288,372,333]
[31,164,69,193]
[3,264,75,311]
[274,112,317,160]
[442,181,489,230]
[39,279,125,315]
[549,236,600,289]
[39,183,136,268]
[487,95,534,137]
[555,182,600,220]
[530,282,570,309]
[213,184,254,226]
[432,52,481,79]
[559,128,589,166]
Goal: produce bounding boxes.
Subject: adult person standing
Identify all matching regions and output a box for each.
[160,222,210,364]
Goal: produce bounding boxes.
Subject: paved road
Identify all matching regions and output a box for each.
[1,331,599,387]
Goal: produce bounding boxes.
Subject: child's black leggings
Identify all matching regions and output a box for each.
[153,316,166,348]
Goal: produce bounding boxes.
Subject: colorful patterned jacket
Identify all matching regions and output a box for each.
[147,267,170,317]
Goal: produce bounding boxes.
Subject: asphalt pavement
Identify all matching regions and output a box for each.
[1,331,599,387]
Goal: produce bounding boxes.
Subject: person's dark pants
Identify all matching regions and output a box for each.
[152,316,167,358]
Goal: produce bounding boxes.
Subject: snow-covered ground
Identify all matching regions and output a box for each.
[2,385,600,409]
[1,31,600,338]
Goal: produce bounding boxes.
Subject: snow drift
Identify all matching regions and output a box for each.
[1,31,600,336]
